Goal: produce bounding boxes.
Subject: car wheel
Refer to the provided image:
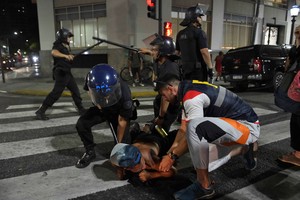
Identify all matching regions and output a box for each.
[273,71,284,90]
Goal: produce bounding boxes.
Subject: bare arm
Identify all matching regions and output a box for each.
[51,49,74,61]
[159,120,188,172]
[200,48,213,69]
[117,115,129,143]
[138,164,177,182]
[155,97,169,126]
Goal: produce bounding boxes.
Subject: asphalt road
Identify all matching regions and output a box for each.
[0,89,298,200]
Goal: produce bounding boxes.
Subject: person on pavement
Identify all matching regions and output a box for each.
[75,64,134,168]
[35,28,86,120]
[155,74,260,199]
[175,4,214,82]
[110,122,177,182]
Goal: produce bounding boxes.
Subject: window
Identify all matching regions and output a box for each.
[55,3,107,48]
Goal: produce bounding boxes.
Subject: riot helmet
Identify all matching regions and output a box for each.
[56,28,74,44]
[180,4,206,26]
[87,64,122,108]
[150,34,176,57]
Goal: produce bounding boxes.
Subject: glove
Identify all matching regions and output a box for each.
[153,82,157,87]
[208,68,214,79]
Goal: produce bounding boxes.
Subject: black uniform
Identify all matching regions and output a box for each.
[76,79,133,151]
[176,25,208,81]
[153,59,181,132]
[42,40,83,109]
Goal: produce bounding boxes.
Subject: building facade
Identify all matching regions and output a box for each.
[36,0,298,78]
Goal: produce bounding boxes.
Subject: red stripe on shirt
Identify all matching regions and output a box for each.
[183,90,202,102]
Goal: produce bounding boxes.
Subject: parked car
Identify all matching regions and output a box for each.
[222,45,287,91]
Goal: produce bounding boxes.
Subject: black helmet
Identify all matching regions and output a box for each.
[87,64,122,108]
[56,28,74,43]
[180,4,206,26]
[150,34,175,57]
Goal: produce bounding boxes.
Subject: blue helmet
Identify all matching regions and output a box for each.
[87,64,122,108]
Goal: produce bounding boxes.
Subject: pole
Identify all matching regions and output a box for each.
[158,0,162,35]
[92,37,139,52]
[290,16,296,44]
[0,48,5,83]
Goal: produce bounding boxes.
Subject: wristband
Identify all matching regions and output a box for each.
[168,152,179,161]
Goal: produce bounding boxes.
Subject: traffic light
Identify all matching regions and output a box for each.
[147,0,156,19]
[164,22,172,37]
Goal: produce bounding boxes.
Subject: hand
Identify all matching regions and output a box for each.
[154,117,164,126]
[116,167,126,180]
[129,70,133,77]
[208,68,214,79]
[159,155,174,172]
[139,170,151,182]
[65,54,74,61]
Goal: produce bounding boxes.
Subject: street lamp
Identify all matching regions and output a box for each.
[290,5,300,44]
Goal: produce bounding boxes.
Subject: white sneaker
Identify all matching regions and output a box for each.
[139,83,144,87]
[132,83,136,87]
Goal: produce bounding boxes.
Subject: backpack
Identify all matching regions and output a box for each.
[274,61,300,114]
[287,70,300,102]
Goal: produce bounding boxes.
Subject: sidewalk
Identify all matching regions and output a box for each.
[0,66,156,98]
[0,66,229,98]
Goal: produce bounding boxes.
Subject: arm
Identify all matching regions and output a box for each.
[51,49,74,61]
[200,48,213,70]
[117,115,129,143]
[159,120,188,172]
[155,96,169,126]
[138,163,177,182]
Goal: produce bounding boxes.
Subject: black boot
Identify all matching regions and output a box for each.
[75,149,96,168]
[35,105,49,120]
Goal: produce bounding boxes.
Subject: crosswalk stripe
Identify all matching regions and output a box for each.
[0,159,128,200]
[0,109,153,133]
[0,129,114,160]
[6,102,74,110]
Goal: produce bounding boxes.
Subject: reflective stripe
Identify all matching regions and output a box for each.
[214,86,226,107]
[192,80,218,88]
[220,117,250,145]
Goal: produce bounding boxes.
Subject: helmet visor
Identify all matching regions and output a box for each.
[89,82,122,107]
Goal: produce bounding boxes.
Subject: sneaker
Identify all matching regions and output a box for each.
[139,83,144,87]
[35,110,49,120]
[174,182,215,200]
[132,83,136,87]
[75,150,96,168]
[244,143,257,170]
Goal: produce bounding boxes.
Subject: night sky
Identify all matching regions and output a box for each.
[0,0,39,54]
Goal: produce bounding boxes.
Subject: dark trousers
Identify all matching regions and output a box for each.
[42,68,82,108]
[153,94,180,133]
[290,113,300,151]
[76,106,131,151]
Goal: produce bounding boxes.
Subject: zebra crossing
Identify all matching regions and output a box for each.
[0,98,294,200]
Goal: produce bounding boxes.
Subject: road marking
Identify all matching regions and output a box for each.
[0,129,114,160]
[0,159,128,200]
[0,109,153,130]
[6,102,74,110]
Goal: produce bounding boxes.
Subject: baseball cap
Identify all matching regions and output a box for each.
[154,74,180,91]
[110,143,141,168]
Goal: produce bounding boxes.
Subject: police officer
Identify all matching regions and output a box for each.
[176,4,214,81]
[149,35,181,133]
[75,64,134,168]
[35,28,85,120]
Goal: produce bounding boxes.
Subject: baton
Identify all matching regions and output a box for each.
[107,121,118,143]
[73,40,104,57]
[92,37,139,52]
